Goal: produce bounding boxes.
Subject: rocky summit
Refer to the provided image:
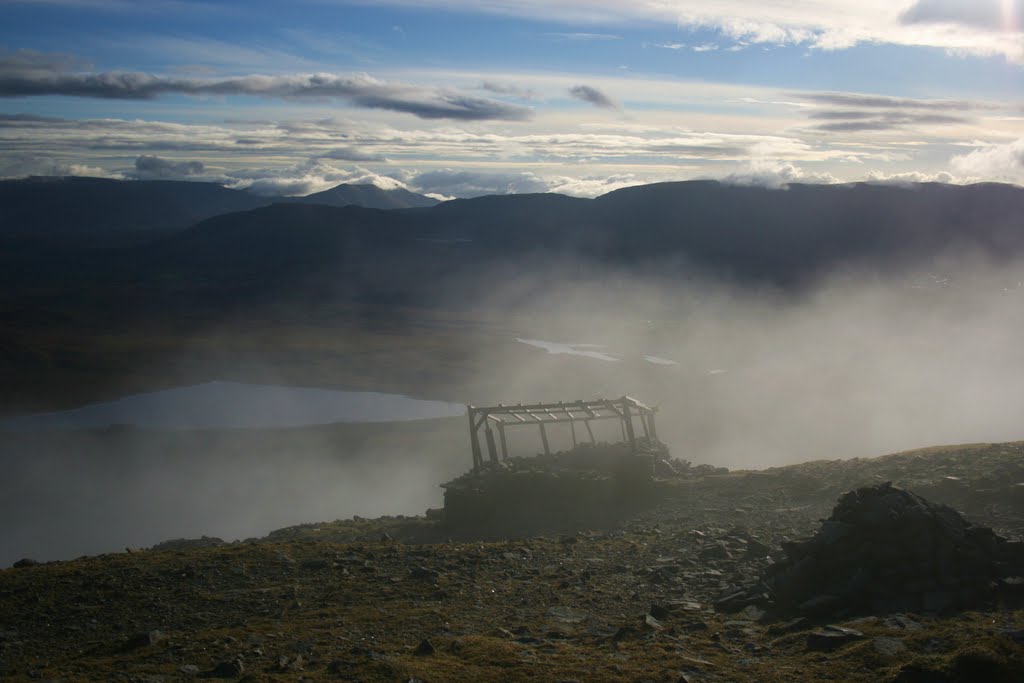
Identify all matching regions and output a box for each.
[1,442,1023,682]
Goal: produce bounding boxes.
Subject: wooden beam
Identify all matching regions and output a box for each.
[621,396,636,453]
[539,422,551,456]
[485,426,499,464]
[498,422,509,460]
[468,407,483,471]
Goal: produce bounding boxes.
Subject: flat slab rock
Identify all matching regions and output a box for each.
[806,625,865,651]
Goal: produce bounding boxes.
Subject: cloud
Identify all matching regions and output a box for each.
[0,152,123,180]
[950,139,1024,182]
[480,81,539,100]
[0,112,67,125]
[721,159,839,188]
[399,168,649,198]
[315,146,388,162]
[224,160,410,196]
[797,92,972,111]
[544,32,622,41]
[544,173,645,197]
[568,84,619,110]
[405,169,551,197]
[351,1,1024,62]
[901,0,1024,31]
[810,112,971,132]
[863,169,959,184]
[797,90,977,133]
[131,154,205,179]
[0,51,533,121]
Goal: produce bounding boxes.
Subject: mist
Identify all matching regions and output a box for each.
[4,252,1024,566]
[446,253,1024,470]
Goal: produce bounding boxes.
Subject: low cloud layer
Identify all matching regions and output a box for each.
[797,92,972,111]
[132,154,205,179]
[796,91,980,133]
[951,138,1024,182]
[315,146,389,162]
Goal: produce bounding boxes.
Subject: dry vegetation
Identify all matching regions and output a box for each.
[2,442,1023,682]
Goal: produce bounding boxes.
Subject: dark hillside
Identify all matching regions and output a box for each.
[0,176,269,237]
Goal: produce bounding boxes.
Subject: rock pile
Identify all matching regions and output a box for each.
[760,482,1023,616]
[441,439,680,535]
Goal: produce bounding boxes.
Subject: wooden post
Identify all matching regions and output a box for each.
[584,419,595,443]
[570,419,577,447]
[648,412,658,441]
[485,425,499,464]
[621,397,636,453]
[498,422,509,460]
[539,422,551,456]
[468,406,483,471]
[640,412,651,440]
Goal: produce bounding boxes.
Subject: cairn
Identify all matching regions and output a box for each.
[761,482,1023,615]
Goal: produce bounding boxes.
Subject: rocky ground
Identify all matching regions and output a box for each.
[2,441,1023,682]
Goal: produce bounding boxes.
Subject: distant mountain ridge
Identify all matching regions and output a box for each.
[5,179,1024,301]
[0,176,440,239]
[103,180,1024,300]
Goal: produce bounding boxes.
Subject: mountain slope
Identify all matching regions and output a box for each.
[149,180,1024,283]
[0,176,270,238]
[7,180,1024,304]
[0,177,440,242]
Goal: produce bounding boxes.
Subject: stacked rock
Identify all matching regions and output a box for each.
[763,482,1022,615]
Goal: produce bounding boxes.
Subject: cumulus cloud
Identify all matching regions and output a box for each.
[0,51,532,121]
[951,139,1024,182]
[862,169,959,184]
[721,159,839,188]
[568,84,619,110]
[131,154,205,179]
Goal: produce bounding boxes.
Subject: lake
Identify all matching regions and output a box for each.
[0,381,466,431]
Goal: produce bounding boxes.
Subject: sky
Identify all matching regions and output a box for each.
[0,0,1022,198]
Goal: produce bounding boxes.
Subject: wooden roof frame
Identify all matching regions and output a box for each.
[465,396,658,471]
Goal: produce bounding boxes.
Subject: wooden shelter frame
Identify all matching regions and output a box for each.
[466,396,658,471]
